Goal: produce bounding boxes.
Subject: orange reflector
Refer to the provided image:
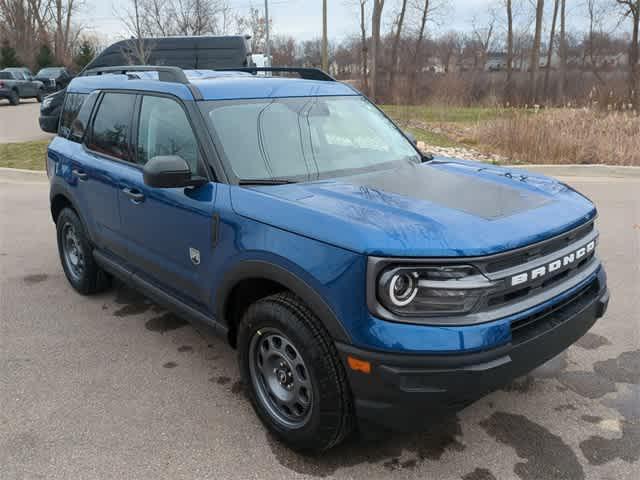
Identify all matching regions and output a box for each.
[347,356,371,374]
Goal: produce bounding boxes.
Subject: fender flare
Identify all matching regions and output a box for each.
[49,181,95,244]
[216,260,352,344]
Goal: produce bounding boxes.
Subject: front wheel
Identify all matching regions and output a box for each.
[56,208,111,294]
[9,90,19,105]
[36,90,44,102]
[238,292,354,452]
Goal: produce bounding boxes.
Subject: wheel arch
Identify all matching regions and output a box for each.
[217,260,351,348]
[49,183,95,244]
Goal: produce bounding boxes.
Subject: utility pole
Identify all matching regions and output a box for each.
[264,0,271,66]
[322,0,328,71]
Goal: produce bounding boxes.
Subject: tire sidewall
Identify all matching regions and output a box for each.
[238,299,346,451]
[56,208,96,294]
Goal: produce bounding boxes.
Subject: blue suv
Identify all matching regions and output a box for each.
[48,66,609,451]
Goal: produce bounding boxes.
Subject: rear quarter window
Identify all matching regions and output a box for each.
[59,92,98,142]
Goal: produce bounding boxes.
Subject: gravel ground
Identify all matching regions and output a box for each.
[0,169,638,480]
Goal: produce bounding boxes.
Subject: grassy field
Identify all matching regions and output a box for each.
[0,140,49,170]
[382,105,638,166]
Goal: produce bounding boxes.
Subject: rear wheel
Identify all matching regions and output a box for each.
[238,292,354,452]
[56,208,111,294]
[9,90,19,105]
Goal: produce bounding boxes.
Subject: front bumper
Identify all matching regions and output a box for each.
[336,268,609,431]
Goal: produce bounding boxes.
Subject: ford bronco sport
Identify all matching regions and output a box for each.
[48,66,609,452]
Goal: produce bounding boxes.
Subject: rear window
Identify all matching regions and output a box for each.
[59,92,99,142]
[0,72,11,79]
[87,92,135,161]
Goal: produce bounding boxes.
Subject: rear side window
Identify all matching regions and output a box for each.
[59,92,98,142]
[87,93,135,161]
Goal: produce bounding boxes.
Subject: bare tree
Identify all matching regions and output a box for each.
[408,0,431,100]
[505,0,514,101]
[616,0,640,109]
[543,0,560,97]
[236,6,271,53]
[389,0,408,95]
[358,0,369,94]
[471,8,496,71]
[370,0,385,101]
[558,0,567,99]
[529,0,545,103]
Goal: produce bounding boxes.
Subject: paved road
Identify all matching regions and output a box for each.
[1,171,638,480]
[0,100,54,143]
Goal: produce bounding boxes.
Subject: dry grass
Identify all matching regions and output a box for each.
[470,109,640,166]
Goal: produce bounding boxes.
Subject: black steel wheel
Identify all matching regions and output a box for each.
[249,328,313,428]
[238,292,354,452]
[56,207,111,295]
[9,90,19,105]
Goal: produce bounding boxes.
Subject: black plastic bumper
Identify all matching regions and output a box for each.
[336,275,609,431]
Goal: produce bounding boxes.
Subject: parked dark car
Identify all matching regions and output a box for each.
[39,35,253,133]
[0,70,45,105]
[36,67,73,92]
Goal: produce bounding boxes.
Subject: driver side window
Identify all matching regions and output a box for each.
[136,95,203,176]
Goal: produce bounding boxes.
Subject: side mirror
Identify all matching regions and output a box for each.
[404,131,417,146]
[143,155,205,188]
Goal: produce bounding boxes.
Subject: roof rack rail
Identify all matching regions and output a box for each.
[216,67,335,82]
[84,65,190,84]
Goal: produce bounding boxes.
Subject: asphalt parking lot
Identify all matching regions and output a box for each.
[0,100,54,143]
[0,169,638,480]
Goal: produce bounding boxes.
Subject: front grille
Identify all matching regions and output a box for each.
[510,278,599,343]
[486,251,596,308]
[485,221,594,273]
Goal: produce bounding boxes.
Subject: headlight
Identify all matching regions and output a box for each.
[376,265,494,316]
[42,95,53,109]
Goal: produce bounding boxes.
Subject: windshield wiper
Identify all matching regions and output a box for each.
[238,178,297,185]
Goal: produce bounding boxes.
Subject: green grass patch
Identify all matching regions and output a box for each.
[405,127,461,148]
[0,140,49,170]
[381,105,508,124]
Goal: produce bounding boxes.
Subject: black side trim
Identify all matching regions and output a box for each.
[216,260,351,343]
[94,250,228,338]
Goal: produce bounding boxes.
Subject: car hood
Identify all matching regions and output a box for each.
[230,158,597,257]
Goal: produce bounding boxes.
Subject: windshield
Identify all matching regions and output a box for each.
[38,68,62,76]
[201,96,420,182]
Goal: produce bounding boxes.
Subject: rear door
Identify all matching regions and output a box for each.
[116,94,216,310]
[81,91,138,259]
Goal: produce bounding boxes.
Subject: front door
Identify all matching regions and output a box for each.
[116,94,216,311]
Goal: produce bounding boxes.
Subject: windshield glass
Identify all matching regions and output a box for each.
[201,96,420,182]
[38,68,62,76]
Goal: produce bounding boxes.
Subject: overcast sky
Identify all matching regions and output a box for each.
[78,0,623,46]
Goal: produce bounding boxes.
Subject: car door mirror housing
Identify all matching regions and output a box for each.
[143,155,205,188]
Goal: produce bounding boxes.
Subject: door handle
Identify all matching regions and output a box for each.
[71,168,88,181]
[122,187,145,203]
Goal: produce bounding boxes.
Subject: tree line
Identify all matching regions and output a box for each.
[269,0,638,109]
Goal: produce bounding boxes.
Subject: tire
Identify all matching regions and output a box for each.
[9,90,19,106]
[56,207,111,295]
[36,90,44,102]
[238,292,354,452]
